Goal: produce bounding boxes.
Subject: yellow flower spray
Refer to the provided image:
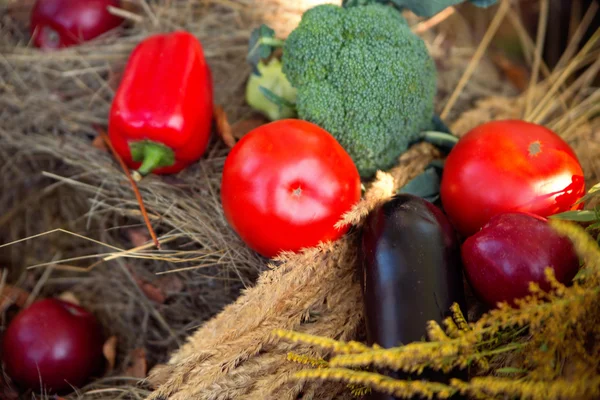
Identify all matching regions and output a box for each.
[273,220,600,400]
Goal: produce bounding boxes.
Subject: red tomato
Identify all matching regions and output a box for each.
[221,119,361,258]
[440,120,585,237]
[2,298,105,393]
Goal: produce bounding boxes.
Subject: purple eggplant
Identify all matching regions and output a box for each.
[359,194,467,400]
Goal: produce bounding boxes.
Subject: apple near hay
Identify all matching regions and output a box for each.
[2,298,105,393]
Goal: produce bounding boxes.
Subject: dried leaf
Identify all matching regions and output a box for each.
[140,282,167,304]
[127,228,151,248]
[92,134,109,152]
[231,117,266,139]
[214,105,236,148]
[107,69,123,91]
[124,348,148,378]
[58,291,80,306]
[126,265,167,303]
[0,285,30,312]
[103,335,118,374]
[5,0,35,26]
[119,0,141,13]
[155,275,185,295]
[491,53,530,92]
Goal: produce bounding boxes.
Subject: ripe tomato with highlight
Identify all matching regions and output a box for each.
[220,119,362,258]
[440,120,585,237]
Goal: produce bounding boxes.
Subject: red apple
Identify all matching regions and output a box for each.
[461,212,580,307]
[30,0,124,49]
[1,298,105,393]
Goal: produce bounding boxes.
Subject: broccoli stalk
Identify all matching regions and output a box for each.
[245,25,297,121]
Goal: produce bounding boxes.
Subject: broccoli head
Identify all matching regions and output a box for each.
[282,3,437,178]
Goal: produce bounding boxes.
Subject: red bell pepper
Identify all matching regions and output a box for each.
[30,0,124,49]
[108,31,214,176]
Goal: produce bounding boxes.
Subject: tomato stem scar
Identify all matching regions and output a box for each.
[528,141,542,156]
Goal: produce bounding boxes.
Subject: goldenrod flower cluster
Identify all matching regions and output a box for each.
[274,220,600,400]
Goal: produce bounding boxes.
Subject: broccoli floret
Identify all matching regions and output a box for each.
[281,3,437,178]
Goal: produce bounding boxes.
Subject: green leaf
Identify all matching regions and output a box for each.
[390,0,465,16]
[342,0,497,17]
[428,159,446,170]
[399,0,498,16]
[495,367,527,375]
[398,167,441,202]
[586,222,600,230]
[548,210,599,222]
[342,0,387,8]
[431,114,452,134]
[573,267,591,282]
[258,85,297,110]
[247,24,284,74]
[574,182,600,205]
[420,130,460,154]
[470,0,498,6]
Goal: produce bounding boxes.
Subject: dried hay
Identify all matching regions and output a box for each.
[0,0,598,399]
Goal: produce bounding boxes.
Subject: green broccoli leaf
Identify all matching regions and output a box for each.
[342,0,497,17]
[430,114,452,134]
[398,166,441,203]
[469,0,498,6]
[342,0,388,8]
[420,130,460,153]
[247,24,285,74]
[391,0,498,16]
[390,0,464,15]
[258,86,297,110]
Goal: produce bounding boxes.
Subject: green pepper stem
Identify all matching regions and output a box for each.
[137,146,166,176]
[129,141,176,176]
